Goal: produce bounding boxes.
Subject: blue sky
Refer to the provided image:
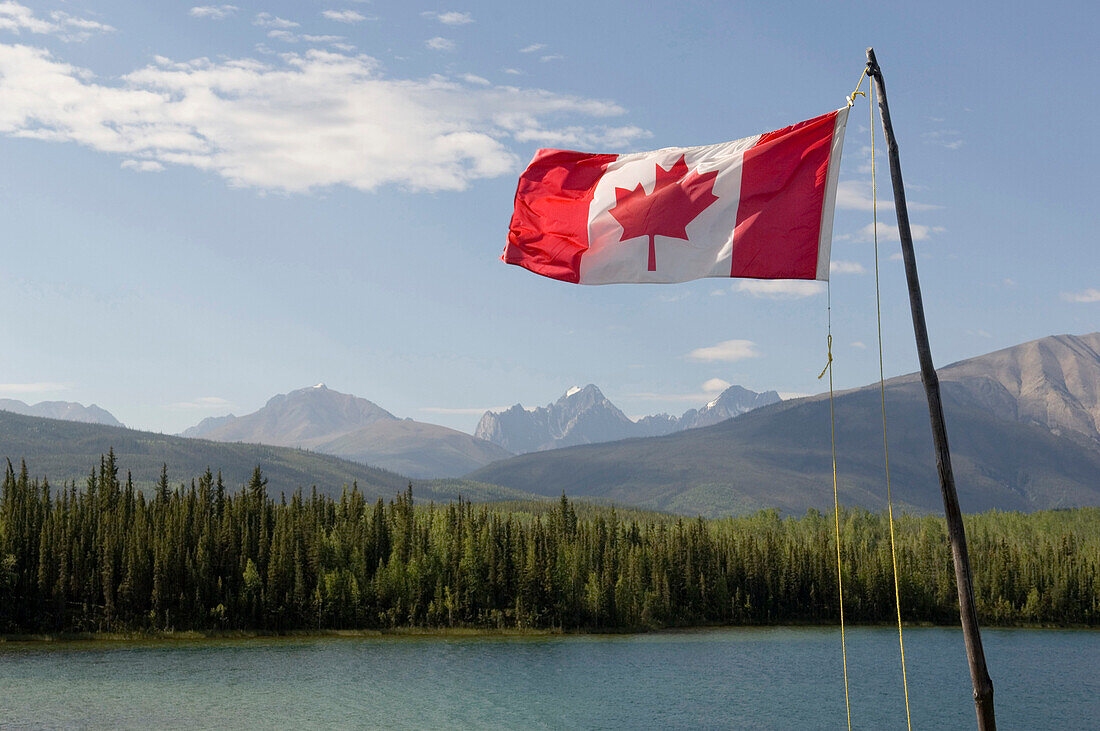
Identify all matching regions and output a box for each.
[0,0,1096,435]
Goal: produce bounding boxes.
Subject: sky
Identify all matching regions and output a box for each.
[0,0,1096,435]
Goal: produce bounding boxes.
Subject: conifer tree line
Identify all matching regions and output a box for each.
[1,453,1097,634]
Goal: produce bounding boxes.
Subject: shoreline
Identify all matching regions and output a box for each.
[3,621,1095,646]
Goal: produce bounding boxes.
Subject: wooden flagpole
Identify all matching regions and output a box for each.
[865,47,996,730]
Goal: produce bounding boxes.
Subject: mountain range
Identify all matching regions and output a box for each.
[0,409,536,504]
[3,383,782,481]
[469,333,1100,516]
[180,384,513,479]
[0,399,122,427]
[4,332,1098,518]
[474,384,781,453]
[178,382,781,478]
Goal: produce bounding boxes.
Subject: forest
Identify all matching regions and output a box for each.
[1,453,1097,634]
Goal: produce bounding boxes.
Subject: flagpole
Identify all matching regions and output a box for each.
[865,47,996,730]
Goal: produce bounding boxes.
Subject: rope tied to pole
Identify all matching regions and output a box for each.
[818,337,833,380]
[870,73,914,731]
[847,67,868,108]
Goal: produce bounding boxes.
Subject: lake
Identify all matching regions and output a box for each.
[1,627,1096,728]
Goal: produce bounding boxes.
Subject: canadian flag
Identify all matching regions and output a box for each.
[504,107,848,284]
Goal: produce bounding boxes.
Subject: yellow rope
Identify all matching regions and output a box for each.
[819,291,851,731]
[870,77,913,731]
[847,67,868,108]
[810,67,875,730]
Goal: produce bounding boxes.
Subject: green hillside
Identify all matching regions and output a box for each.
[4,455,1097,633]
[468,381,1100,516]
[0,410,529,503]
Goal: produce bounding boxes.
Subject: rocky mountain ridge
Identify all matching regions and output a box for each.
[179,384,511,479]
[0,399,123,427]
[468,332,1100,516]
[475,383,781,453]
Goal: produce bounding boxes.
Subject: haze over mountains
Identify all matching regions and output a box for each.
[0,399,122,427]
[5,332,1098,518]
[474,384,781,454]
[180,384,512,479]
[470,333,1100,516]
[177,382,782,478]
[0,382,786,482]
[0,409,535,504]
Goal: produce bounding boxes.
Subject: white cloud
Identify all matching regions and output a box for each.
[49,12,114,40]
[421,11,473,25]
[271,30,349,46]
[830,260,865,275]
[834,180,939,212]
[0,381,70,395]
[169,396,234,410]
[508,121,648,149]
[502,67,522,75]
[922,129,963,150]
[426,36,455,51]
[851,341,867,349]
[1062,288,1100,303]
[966,329,992,339]
[190,5,237,20]
[253,12,298,28]
[0,2,114,42]
[855,221,944,243]
[322,9,368,23]
[0,2,52,34]
[461,73,489,86]
[540,54,564,63]
[267,29,298,42]
[0,44,647,193]
[835,180,877,211]
[519,43,545,53]
[702,377,730,393]
[121,159,165,172]
[734,280,825,299]
[1002,278,1016,287]
[687,339,760,363]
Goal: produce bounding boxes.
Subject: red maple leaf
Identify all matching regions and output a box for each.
[609,155,720,271]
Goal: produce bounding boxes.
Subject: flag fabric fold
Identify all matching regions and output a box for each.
[504,107,848,285]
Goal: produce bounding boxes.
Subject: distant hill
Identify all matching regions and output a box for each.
[0,410,531,504]
[315,420,512,479]
[181,383,395,442]
[0,399,122,427]
[469,333,1100,517]
[895,332,1100,448]
[474,383,781,453]
[180,384,512,478]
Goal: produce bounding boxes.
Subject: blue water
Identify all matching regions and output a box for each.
[0,627,1096,729]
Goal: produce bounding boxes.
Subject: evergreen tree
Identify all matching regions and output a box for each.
[1,454,1097,634]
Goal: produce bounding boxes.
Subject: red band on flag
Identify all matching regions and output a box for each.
[505,149,617,283]
[731,110,839,279]
[502,107,847,285]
